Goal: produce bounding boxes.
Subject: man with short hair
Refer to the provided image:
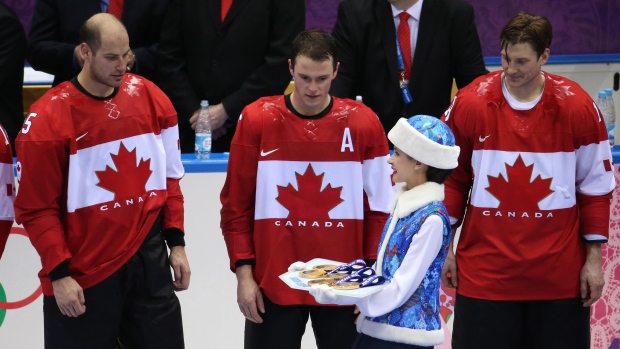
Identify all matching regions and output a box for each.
[15,13,189,349]
[441,12,615,349]
[220,29,394,349]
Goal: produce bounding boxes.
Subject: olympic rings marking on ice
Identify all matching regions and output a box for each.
[0,227,43,310]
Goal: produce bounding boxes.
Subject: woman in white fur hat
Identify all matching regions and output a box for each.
[310,114,460,349]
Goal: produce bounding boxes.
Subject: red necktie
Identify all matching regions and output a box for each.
[108,0,124,19]
[221,0,233,22]
[397,12,411,80]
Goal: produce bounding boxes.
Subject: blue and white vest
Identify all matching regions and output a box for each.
[357,183,451,346]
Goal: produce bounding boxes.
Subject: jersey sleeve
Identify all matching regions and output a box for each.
[361,111,393,259]
[13,107,72,274]
[220,108,260,271]
[0,124,14,259]
[441,95,473,224]
[157,88,185,234]
[572,98,615,240]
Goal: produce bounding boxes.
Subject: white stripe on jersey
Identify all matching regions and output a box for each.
[575,140,616,196]
[471,150,577,210]
[67,133,168,212]
[256,161,365,220]
[161,125,184,180]
[0,162,14,220]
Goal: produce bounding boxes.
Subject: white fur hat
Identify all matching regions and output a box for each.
[387,115,460,169]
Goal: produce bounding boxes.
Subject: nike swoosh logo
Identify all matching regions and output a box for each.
[76,132,88,141]
[478,135,490,142]
[260,148,279,157]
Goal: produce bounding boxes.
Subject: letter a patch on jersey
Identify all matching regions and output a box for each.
[341,127,354,152]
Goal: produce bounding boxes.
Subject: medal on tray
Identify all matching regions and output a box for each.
[330,266,386,290]
[312,264,338,272]
[307,278,334,286]
[332,282,361,290]
[299,269,326,279]
[326,259,366,276]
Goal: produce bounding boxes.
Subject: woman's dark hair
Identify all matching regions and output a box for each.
[425,166,454,184]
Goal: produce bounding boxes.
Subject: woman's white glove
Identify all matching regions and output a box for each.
[288,261,306,272]
[310,284,339,304]
[310,284,360,306]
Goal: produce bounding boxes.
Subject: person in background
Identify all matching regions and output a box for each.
[440,12,615,349]
[27,0,168,85]
[220,29,394,349]
[330,0,487,138]
[311,115,460,349]
[0,2,27,152]
[158,0,305,153]
[15,13,189,349]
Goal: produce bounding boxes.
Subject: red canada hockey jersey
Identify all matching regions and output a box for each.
[0,123,14,258]
[221,96,394,305]
[442,71,615,300]
[14,74,185,295]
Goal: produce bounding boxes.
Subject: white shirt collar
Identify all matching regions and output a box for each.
[501,72,545,110]
[391,0,424,21]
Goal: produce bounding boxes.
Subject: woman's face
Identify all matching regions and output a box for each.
[387,147,426,190]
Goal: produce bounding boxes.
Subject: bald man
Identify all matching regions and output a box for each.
[14,13,189,349]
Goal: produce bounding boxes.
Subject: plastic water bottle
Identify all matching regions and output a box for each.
[605,88,616,146]
[597,91,614,147]
[195,100,212,159]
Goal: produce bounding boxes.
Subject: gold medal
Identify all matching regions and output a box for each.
[332,282,360,290]
[299,269,326,279]
[307,278,333,286]
[312,264,338,272]
[326,273,346,281]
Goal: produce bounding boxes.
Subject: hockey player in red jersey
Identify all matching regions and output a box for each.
[440,12,615,349]
[14,13,188,349]
[0,123,14,258]
[220,29,394,348]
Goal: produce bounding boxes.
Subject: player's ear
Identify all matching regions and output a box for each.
[333,61,340,78]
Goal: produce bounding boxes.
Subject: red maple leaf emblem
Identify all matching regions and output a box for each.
[486,155,554,210]
[95,142,152,200]
[276,164,343,220]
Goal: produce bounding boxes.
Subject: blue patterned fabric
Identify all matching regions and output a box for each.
[369,201,451,331]
[406,115,455,147]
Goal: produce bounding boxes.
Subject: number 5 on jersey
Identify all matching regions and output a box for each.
[22,112,38,134]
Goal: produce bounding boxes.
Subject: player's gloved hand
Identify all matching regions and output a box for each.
[310,284,339,304]
[288,261,306,272]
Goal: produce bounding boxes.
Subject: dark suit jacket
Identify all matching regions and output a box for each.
[27,0,168,86]
[331,0,487,136]
[0,3,26,152]
[158,0,305,153]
